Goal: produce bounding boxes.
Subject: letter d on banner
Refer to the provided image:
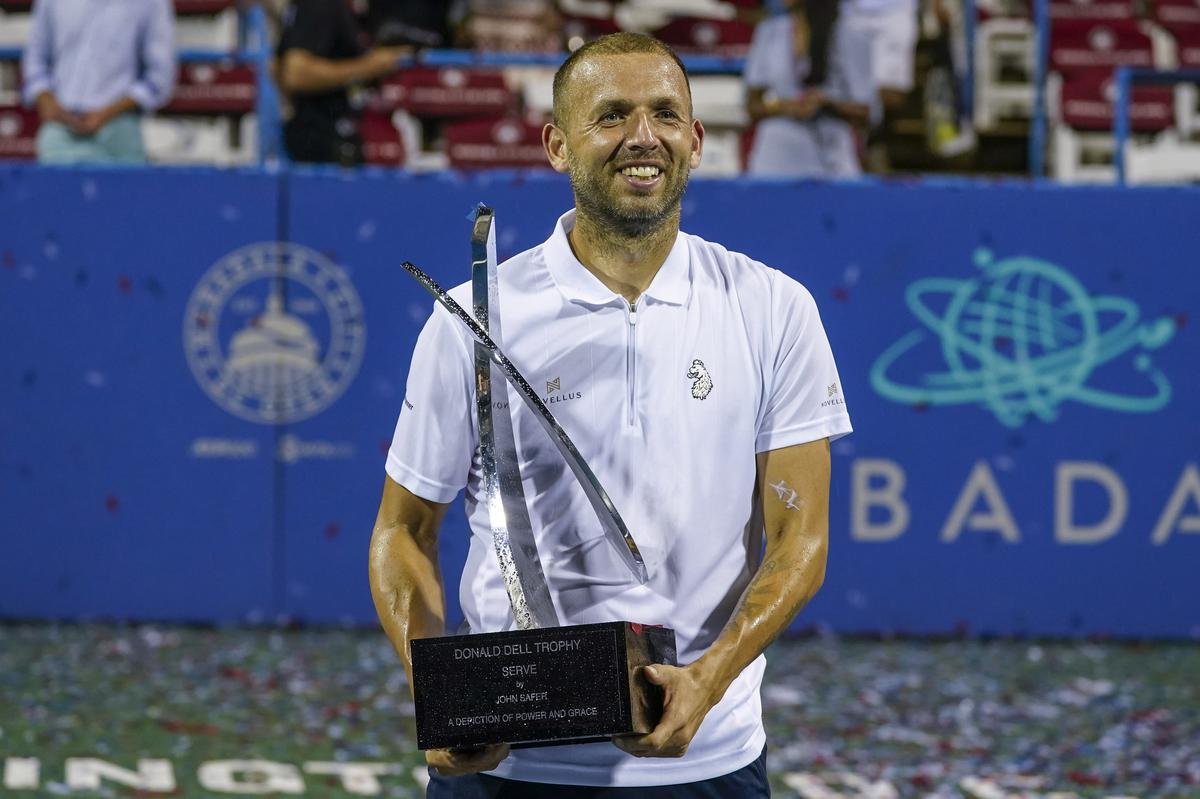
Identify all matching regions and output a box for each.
[1056,461,1129,544]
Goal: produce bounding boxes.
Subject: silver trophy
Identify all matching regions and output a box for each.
[403,206,676,750]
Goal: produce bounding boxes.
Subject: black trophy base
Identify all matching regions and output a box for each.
[410,621,677,750]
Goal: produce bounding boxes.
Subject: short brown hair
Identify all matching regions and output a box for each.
[551,33,692,126]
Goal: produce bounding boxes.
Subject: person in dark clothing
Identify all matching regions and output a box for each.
[365,0,457,48]
[277,0,409,165]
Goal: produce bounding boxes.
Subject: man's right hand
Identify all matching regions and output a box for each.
[35,92,68,124]
[426,744,510,777]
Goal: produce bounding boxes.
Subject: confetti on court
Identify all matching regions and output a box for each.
[1,626,1196,797]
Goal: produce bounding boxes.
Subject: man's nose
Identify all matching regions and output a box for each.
[626,111,658,150]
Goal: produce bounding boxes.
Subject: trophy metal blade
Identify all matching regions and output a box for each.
[471,206,559,630]
[402,258,649,586]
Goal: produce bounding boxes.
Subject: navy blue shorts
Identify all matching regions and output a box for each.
[426,746,770,798]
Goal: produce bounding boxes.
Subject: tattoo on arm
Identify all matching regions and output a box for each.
[769,479,804,511]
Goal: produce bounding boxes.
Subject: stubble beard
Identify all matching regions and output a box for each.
[568,154,690,241]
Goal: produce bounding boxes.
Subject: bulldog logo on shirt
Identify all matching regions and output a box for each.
[687,359,713,400]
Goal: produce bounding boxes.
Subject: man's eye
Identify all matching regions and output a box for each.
[601,112,623,123]
[658,110,679,119]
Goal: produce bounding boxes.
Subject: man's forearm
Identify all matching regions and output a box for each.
[281,49,398,94]
[368,523,447,694]
[692,533,826,699]
[105,96,140,118]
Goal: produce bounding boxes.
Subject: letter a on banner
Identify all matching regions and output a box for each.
[1152,463,1200,545]
[941,461,1021,543]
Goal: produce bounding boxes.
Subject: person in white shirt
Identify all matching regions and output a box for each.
[743,1,876,178]
[369,32,852,797]
[839,0,921,169]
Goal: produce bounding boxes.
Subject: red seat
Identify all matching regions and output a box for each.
[1170,23,1200,66]
[165,63,256,114]
[1048,0,1136,19]
[0,105,38,160]
[173,0,237,13]
[0,0,31,10]
[651,18,755,58]
[1060,74,1174,130]
[444,115,550,169]
[1050,19,1154,77]
[561,14,622,44]
[360,110,405,166]
[1154,0,1200,26]
[374,67,515,117]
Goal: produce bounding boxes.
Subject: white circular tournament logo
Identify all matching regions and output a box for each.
[184,242,366,425]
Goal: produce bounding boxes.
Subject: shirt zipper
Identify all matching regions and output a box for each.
[625,299,639,427]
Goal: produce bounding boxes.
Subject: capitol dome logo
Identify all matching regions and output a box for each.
[184,243,366,424]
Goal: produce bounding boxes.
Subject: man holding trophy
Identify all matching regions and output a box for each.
[369,32,853,798]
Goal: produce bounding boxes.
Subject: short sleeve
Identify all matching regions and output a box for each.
[742,17,777,90]
[755,271,853,453]
[385,304,476,503]
[830,22,881,122]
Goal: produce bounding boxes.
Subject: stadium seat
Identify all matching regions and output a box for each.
[1047,19,1200,181]
[1050,19,1155,74]
[651,17,755,58]
[175,6,239,51]
[1048,0,1136,19]
[0,7,31,47]
[373,67,516,118]
[444,114,550,169]
[974,17,1036,128]
[360,109,406,167]
[0,103,37,160]
[165,63,256,115]
[1059,73,1174,131]
[142,113,256,166]
[1153,0,1200,27]
[1170,22,1200,65]
[173,0,237,13]
[561,13,622,48]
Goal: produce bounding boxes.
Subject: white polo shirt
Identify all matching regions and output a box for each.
[387,209,852,786]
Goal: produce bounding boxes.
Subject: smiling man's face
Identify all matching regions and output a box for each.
[545,52,704,239]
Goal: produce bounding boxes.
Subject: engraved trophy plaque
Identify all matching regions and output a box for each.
[403,206,677,750]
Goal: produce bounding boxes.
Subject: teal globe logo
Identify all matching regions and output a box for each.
[871,249,1176,427]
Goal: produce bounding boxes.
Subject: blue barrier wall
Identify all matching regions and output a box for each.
[2,165,1197,636]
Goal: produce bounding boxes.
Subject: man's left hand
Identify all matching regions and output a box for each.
[68,109,111,137]
[611,663,718,758]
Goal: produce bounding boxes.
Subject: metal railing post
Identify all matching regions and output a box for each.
[963,0,976,124]
[1030,0,1049,177]
[1113,65,1131,186]
[244,4,282,166]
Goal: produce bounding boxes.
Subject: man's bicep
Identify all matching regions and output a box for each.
[756,438,831,546]
[375,474,451,554]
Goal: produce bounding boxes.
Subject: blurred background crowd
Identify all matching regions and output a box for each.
[1,0,1198,181]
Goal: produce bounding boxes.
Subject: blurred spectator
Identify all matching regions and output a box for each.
[460,0,562,52]
[743,1,875,178]
[839,0,919,169]
[921,0,975,157]
[277,0,409,165]
[365,0,458,48]
[21,0,176,164]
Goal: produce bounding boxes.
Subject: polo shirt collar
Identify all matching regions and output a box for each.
[543,209,690,307]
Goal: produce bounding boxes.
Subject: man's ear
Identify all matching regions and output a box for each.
[688,117,705,171]
[543,122,570,174]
